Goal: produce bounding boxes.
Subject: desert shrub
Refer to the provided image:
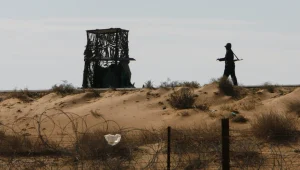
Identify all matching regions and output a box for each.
[181,81,200,88]
[220,104,238,112]
[195,103,210,111]
[178,111,190,117]
[131,129,164,146]
[239,101,256,111]
[251,111,298,142]
[102,157,131,170]
[143,80,154,89]
[171,123,221,167]
[169,81,181,87]
[8,88,43,102]
[0,131,32,155]
[286,100,300,117]
[8,90,32,102]
[0,131,60,156]
[168,88,195,109]
[159,80,181,89]
[159,78,200,89]
[21,88,42,98]
[232,115,248,123]
[231,137,265,168]
[184,158,209,170]
[159,81,170,89]
[216,77,244,98]
[262,82,276,93]
[52,81,76,95]
[85,89,101,97]
[160,81,200,89]
[210,78,219,84]
[218,77,235,95]
[77,130,134,160]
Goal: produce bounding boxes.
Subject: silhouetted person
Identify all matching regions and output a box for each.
[217,43,238,86]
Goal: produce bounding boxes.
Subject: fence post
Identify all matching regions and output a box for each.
[222,118,230,170]
[167,126,171,170]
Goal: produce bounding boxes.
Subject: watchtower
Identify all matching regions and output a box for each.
[82,28,136,88]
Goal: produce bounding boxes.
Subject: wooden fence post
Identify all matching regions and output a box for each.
[222,118,230,170]
[167,126,171,170]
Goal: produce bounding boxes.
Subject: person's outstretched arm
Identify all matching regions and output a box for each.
[217,57,225,61]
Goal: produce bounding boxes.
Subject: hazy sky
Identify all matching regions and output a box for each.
[1,0,299,89]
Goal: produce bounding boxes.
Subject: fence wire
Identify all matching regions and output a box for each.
[1,111,300,170]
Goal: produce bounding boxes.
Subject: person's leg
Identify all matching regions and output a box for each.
[223,67,230,79]
[231,67,238,86]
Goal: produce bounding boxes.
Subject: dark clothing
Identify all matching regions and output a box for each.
[224,65,238,86]
[219,49,238,85]
[218,49,235,66]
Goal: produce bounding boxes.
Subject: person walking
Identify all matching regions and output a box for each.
[217,43,239,86]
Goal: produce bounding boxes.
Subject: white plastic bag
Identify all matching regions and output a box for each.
[104,134,121,146]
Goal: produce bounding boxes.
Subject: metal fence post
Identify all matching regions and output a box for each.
[167,126,171,170]
[222,118,230,170]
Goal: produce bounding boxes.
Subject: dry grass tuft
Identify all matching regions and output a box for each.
[251,111,298,143]
[181,81,200,88]
[159,80,181,89]
[195,103,210,111]
[168,88,195,109]
[231,137,265,168]
[90,110,103,119]
[52,81,77,96]
[159,78,200,89]
[239,101,256,111]
[77,130,134,161]
[216,77,244,99]
[286,99,300,117]
[7,88,44,102]
[231,115,248,123]
[220,104,238,112]
[0,131,61,157]
[171,123,221,169]
[143,80,155,89]
[218,77,235,96]
[262,82,277,93]
[178,111,190,117]
[85,89,101,97]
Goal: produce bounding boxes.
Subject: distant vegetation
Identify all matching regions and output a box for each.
[143,80,155,89]
[262,82,277,93]
[7,88,43,102]
[51,81,77,95]
[159,78,200,89]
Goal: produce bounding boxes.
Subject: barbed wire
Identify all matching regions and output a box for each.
[1,109,300,169]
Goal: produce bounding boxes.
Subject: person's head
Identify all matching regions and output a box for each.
[224,43,232,50]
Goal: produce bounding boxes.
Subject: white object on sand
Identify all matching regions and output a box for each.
[104,134,121,146]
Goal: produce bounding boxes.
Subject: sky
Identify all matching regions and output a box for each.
[0,0,299,89]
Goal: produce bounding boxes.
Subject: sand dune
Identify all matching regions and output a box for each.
[1,84,299,135]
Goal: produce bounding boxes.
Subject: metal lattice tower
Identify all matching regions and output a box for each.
[82,28,135,88]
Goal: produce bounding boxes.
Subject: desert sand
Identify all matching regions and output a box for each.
[0,83,299,135]
[1,83,300,169]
